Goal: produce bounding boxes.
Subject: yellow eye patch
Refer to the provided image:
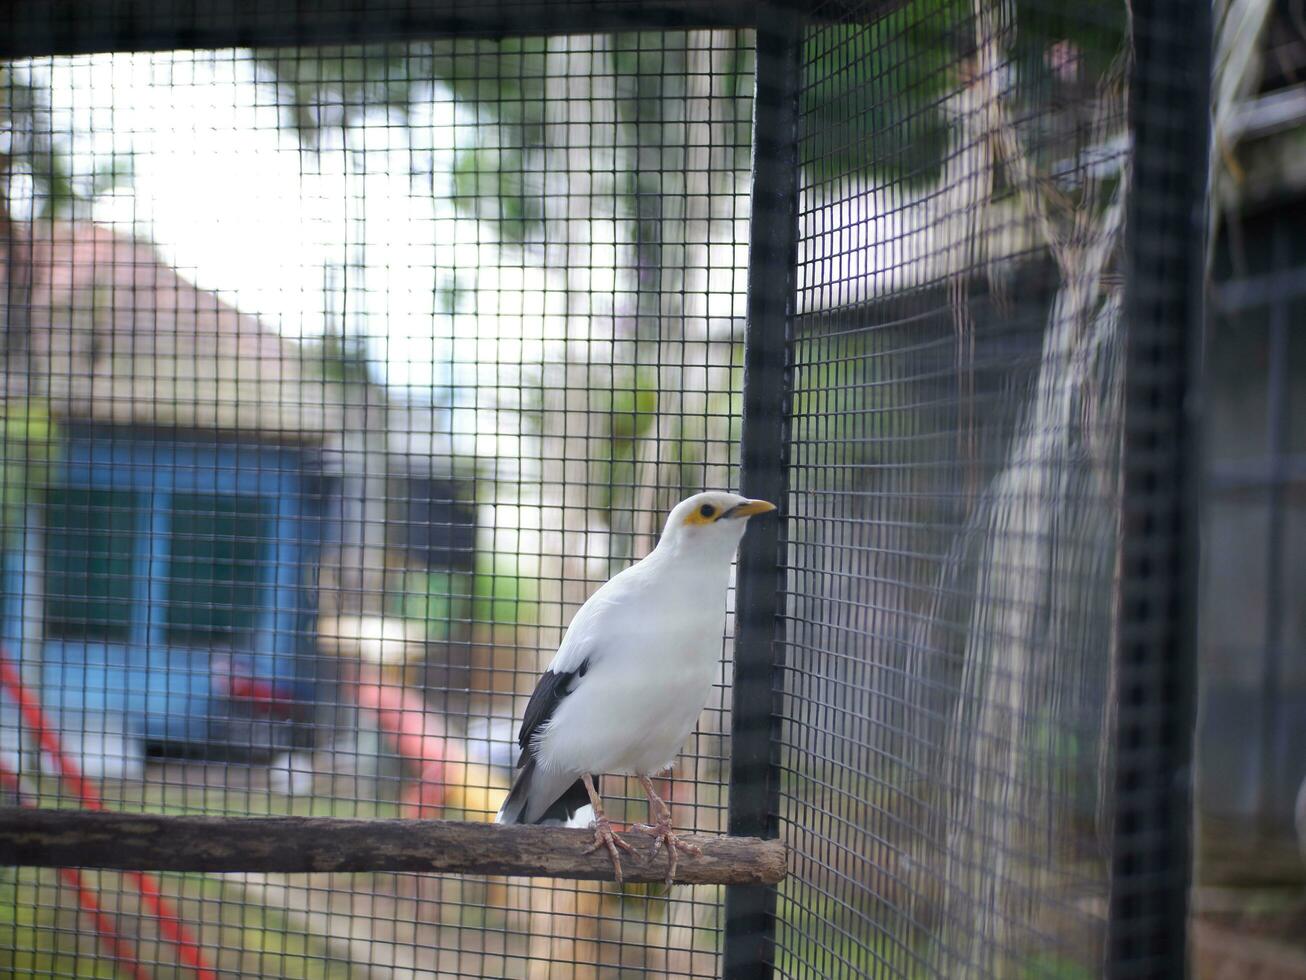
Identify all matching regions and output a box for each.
[683,503,719,525]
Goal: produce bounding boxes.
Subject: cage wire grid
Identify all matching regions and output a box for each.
[0,1,1204,979]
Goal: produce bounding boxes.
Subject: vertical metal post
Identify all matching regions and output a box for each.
[1108,0,1210,974]
[724,5,802,978]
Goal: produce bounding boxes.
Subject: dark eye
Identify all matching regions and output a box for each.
[699,504,716,519]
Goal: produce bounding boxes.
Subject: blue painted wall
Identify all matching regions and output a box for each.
[6,429,322,747]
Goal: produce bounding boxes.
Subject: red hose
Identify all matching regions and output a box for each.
[62,870,153,980]
[0,648,218,980]
[0,766,151,980]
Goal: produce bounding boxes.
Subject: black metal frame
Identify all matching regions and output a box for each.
[0,0,880,57]
[723,4,804,976]
[0,0,1211,974]
[1,3,810,972]
[0,1,758,55]
[1109,0,1210,974]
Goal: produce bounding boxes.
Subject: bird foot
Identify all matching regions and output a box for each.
[583,815,636,883]
[635,819,702,885]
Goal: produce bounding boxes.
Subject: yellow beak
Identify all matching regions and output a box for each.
[731,499,777,518]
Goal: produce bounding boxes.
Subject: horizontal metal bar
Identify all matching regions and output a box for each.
[1223,84,1306,143]
[0,0,882,57]
[1211,268,1306,313]
[1207,453,1306,490]
[0,808,788,885]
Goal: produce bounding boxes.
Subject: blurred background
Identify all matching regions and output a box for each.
[0,23,754,978]
[0,0,1293,976]
[1197,0,1306,968]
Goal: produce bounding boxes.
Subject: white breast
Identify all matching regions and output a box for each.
[533,553,730,778]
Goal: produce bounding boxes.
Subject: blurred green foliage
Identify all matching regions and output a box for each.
[257,38,549,245]
[611,385,660,446]
[601,366,660,450]
[803,3,958,188]
[0,875,122,980]
[0,869,359,979]
[470,551,538,627]
[396,568,468,638]
[396,549,540,635]
[299,328,374,387]
[789,330,898,487]
[0,399,59,545]
[802,0,1128,187]
[776,873,1100,977]
[451,147,542,243]
[586,365,661,514]
[1,63,132,220]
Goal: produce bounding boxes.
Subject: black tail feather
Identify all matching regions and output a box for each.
[496,756,598,825]
[543,774,594,824]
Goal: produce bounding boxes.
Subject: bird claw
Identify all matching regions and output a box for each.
[635,819,702,885]
[584,816,636,883]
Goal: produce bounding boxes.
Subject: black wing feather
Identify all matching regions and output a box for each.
[518,667,574,757]
[517,658,590,758]
[507,659,595,824]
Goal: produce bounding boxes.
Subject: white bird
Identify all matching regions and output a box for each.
[495,491,776,883]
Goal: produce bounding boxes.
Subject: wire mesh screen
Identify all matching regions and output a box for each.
[0,1,1205,978]
[778,0,1137,976]
[0,22,754,978]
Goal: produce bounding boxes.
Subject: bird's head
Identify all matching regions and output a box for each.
[656,491,776,558]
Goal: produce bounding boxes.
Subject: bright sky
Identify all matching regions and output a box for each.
[20,46,762,528]
[40,49,572,397]
[36,49,939,411]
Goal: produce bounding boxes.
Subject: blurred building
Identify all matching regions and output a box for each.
[1201,0,1306,878]
[0,221,474,758]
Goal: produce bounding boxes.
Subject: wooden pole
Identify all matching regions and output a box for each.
[0,808,787,886]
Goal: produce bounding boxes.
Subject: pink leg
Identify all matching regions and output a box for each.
[580,773,635,883]
[635,774,702,885]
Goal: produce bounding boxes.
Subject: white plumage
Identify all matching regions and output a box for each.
[495,490,775,882]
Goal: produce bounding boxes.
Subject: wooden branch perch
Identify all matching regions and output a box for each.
[0,808,786,886]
